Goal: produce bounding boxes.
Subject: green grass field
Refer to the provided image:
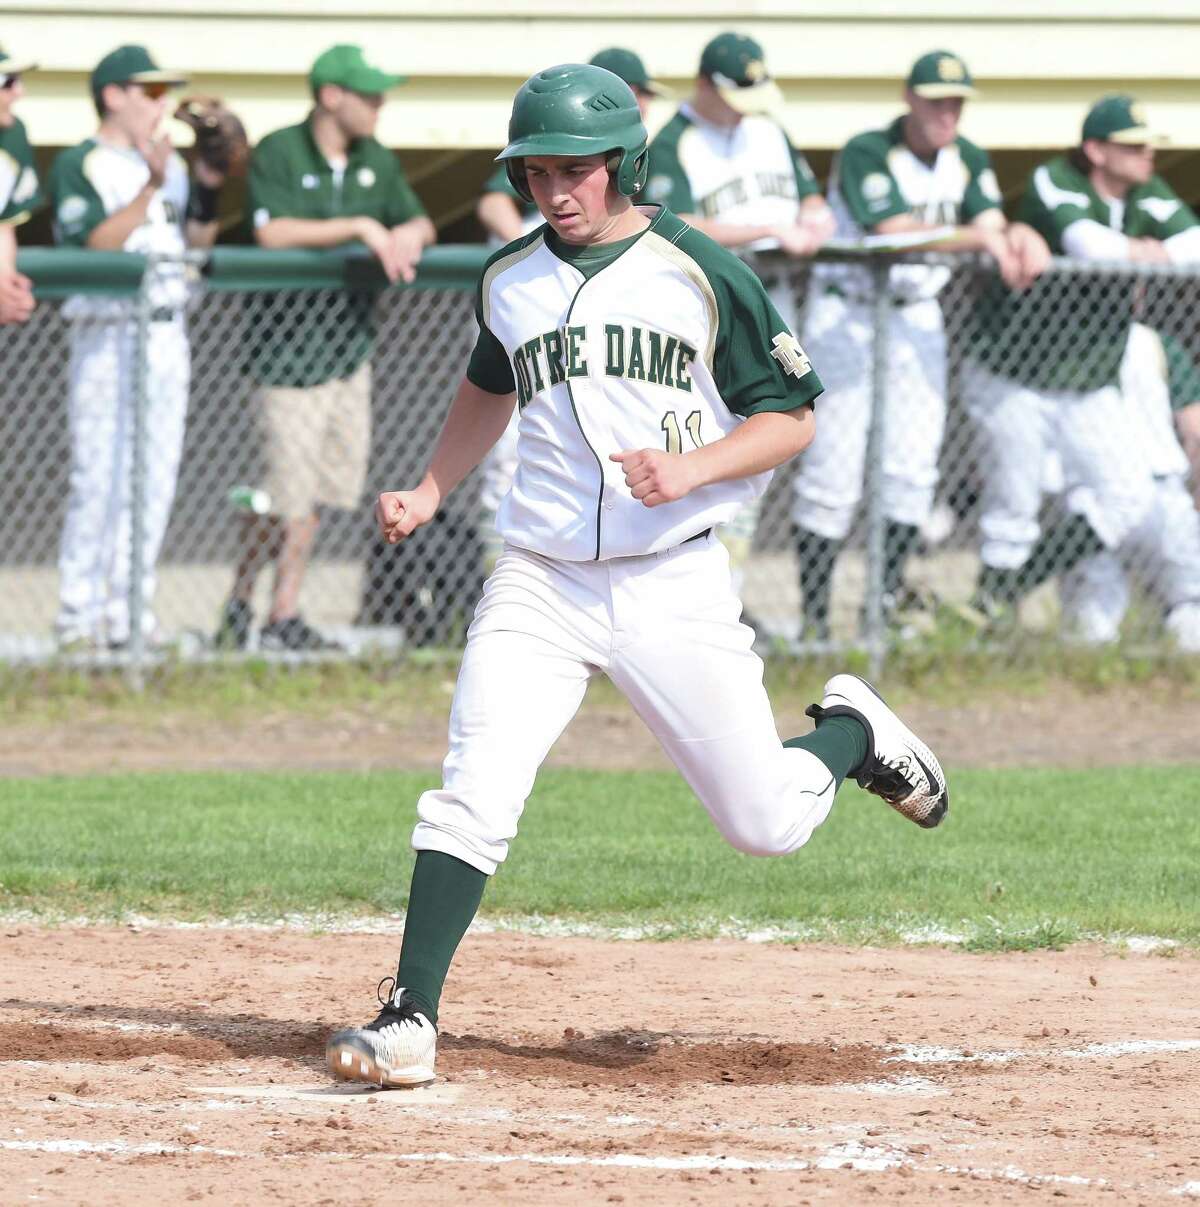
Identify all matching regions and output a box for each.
[2,765,1196,949]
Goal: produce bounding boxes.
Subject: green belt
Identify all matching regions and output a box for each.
[149,306,181,322]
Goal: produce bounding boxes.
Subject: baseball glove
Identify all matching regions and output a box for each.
[174,95,250,177]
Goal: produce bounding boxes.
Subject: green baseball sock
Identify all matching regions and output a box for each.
[394,850,487,1025]
[785,715,869,789]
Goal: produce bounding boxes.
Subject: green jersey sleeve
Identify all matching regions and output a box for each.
[1129,176,1199,241]
[959,138,1003,223]
[0,119,42,225]
[381,155,427,227]
[837,134,908,230]
[1162,332,1200,411]
[707,248,823,416]
[787,137,821,201]
[466,279,516,395]
[48,144,107,247]
[641,114,696,212]
[1016,158,1095,253]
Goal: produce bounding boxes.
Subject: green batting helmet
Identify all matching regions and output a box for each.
[496,63,649,203]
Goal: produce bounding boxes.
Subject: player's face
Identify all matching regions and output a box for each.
[1098,141,1156,187]
[336,88,385,139]
[0,74,23,127]
[524,153,620,244]
[634,88,653,121]
[907,94,964,150]
[107,82,172,143]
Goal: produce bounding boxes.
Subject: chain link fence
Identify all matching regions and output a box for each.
[2,243,1198,680]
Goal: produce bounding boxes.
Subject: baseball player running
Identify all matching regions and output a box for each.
[324,63,948,1088]
[0,44,40,325]
[642,32,834,617]
[963,95,1200,619]
[1058,324,1200,651]
[790,51,1046,640]
[50,45,230,649]
[474,48,668,570]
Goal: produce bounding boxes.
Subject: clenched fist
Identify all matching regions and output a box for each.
[609,448,700,508]
[375,484,439,543]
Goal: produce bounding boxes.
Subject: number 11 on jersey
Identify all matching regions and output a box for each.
[662,409,704,455]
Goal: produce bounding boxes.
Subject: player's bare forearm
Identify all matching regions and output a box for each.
[477,193,527,244]
[377,378,515,543]
[86,186,155,250]
[676,213,777,248]
[611,408,814,508]
[424,378,516,498]
[0,223,16,275]
[185,219,220,249]
[255,216,369,250]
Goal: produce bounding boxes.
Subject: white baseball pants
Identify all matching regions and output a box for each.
[790,290,947,540]
[1060,475,1200,648]
[412,536,839,875]
[57,317,190,644]
[962,360,1156,569]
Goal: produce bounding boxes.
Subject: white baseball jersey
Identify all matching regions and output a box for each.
[467,205,822,561]
[642,103,819,230]
[49,137,190,317]
[822,116,1001,301]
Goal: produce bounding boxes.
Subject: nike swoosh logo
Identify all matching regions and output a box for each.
[911,748,941,798]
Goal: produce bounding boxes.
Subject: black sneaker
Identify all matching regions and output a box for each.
[214,598,254,651]
[259,616,343,652]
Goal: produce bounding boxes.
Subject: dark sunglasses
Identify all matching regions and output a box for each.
[128,81,171,100]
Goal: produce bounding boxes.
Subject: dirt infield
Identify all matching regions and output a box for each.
[2,926,1197,1204]
[3,681,1200,777]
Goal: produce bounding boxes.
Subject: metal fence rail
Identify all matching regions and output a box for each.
[3,243,1198,680]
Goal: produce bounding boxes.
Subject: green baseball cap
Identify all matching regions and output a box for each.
[310,44,406,95]
[0,45,37,75]
[1082,94,1167,145]
[699,32,783,115]
[907,50,976,99]
[589,48,670,98]
[91,45,187,97]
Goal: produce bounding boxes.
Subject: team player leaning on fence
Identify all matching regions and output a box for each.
[3,34,1200,654]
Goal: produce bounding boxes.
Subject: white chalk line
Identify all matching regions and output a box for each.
[0,1135,1104,1185]
[887,1038,1200,1066]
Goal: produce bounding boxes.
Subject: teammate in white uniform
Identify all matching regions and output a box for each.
[643,32,834,608]
[1059,324,1200,651]
[324,64,948,1088]
[0,44,39,325]
[790,51,1047,639]
[50,45,228,648]
[475,47,668,570]
[964,95,1200,621]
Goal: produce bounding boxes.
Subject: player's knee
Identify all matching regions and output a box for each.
[718,809,803,858]
[1103,482,1156,547]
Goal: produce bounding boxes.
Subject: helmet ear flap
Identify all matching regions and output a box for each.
[506,158,534,204]
[610,146,649,198]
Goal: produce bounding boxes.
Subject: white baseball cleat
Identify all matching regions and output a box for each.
[806,674,948,828]
[325,979,437,1087]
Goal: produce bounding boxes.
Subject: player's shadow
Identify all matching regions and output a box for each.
[443,1028,664,1071]
[0,998,331,1065]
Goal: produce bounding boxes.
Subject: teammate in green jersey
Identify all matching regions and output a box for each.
[789,50,1048,641]
[0,44,40,325]
[963,94,1200,619]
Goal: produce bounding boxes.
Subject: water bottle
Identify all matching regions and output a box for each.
[229,485,272,515]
